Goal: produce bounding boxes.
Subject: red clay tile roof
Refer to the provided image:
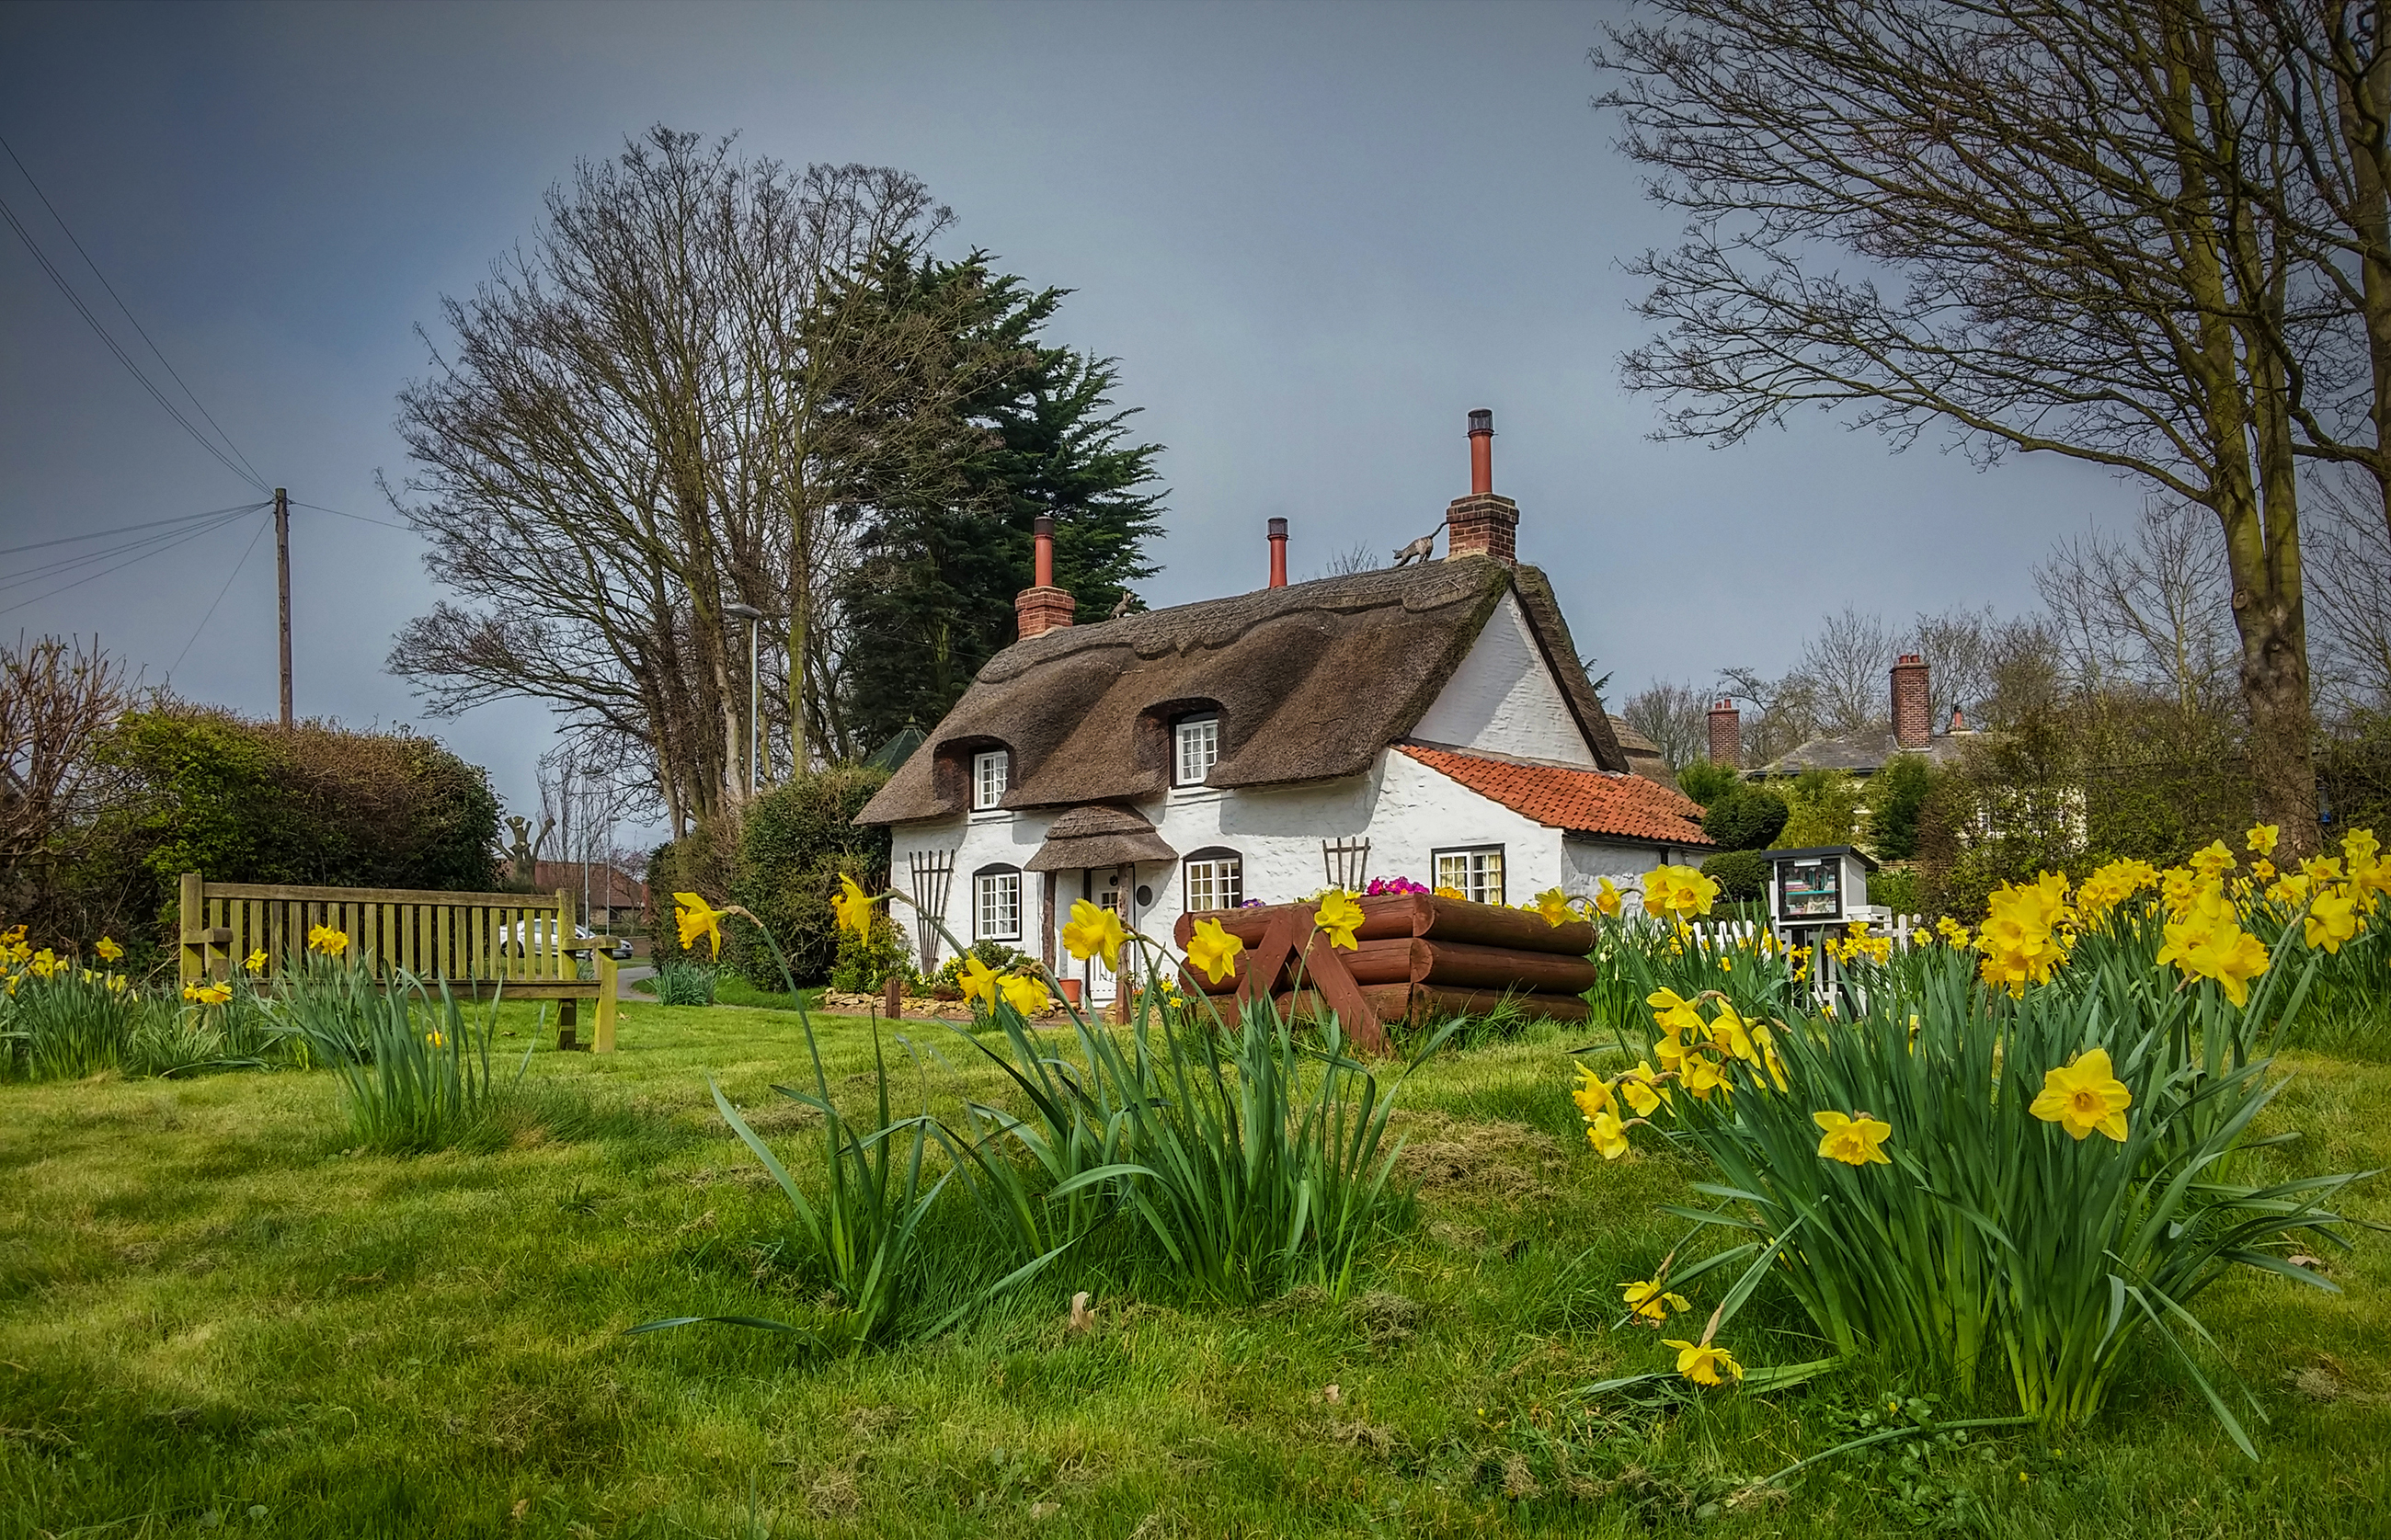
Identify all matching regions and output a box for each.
[1397,745,1714,848]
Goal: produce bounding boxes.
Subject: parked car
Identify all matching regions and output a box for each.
[502,918,634,961]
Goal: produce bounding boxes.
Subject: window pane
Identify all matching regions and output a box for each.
[1176,718,1218,785]
[1184,856,1241,912]
[1436,852,1469,893]
[977,873,1020,939]
[1478,849,1504,907]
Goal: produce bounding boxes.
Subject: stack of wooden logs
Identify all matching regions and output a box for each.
[1171,892,1595,1052]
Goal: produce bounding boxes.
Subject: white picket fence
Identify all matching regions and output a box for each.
[1688,914,1930,953]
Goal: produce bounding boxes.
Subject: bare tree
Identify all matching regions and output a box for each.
[0,634,128,925]
[1906,605,2007,725]
[1596,1,2385,852]
[387,128,955,835]
[2310,468,2391,716]
[2035,500,2236,714]
[1621,679,1711,770]
[1320,542,1383,578]
[1718,664,1824,769]
[1792,607,1895,736]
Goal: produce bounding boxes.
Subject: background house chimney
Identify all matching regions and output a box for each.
[1016,514,1076,640]
[1267,517,1287,587]
[1446,408,1519,564]
[1891,653,1930,748]
[1708,697,1741,769]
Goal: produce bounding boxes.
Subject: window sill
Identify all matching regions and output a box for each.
[967,808,1012,824]
[1167,785,1225,804]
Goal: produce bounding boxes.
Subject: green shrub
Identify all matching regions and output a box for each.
[829,914,916,993]
[1865,753,1938,861]
[1868,865,1921,917]
[84,703,499,940]
[932,940,1031,993]
[1703,785,1789,850]
[1676,760,1741,809]
[1773,769,1865,849]
[649,765,892,987]
[1699,849,1768,902]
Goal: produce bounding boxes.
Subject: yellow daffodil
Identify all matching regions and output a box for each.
[1534,887,1573,928]
[1641,864,1721,922]
[1433,884,1467,900]
[1063,900,1127,970]
[2305,888,2361,954]
[1813,1110,1893,1167]
[306,924,349,956]
[2251,859,2276,884]
[1664,1339,1743,1386]
[2247,823,2280,857]
[1315,888,1365,950]
[183,980,232,1006]
[1586,1108,1631,1159]
[999,971,1053,1018]
[673,893,731,959]
[958,953,1001,1010]
[1706,1001,1756,1064]
[94,937,123,963]
[832,873,880,941]
[1679,1053,1726,1101]
[425,1031,446,1049]
[105,974,128,995]
[2156,895,2271,1006]
[2029,1048,2133,1142]
[1572,1065,1616,1124]
[1618,1062,1669,1116]
[2189,839,2238,879]
[1593,877,1622,918]
[245,949,269,974]
[2301,855,2344,886]
[1621,1279,1689,1324]
[1186,917,1244,986]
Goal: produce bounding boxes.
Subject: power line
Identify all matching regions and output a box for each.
[0,500,269,558]
[0,507,261,618]
[0,505,264,596]
[0,134,268,492]
[170,508,273,674]
[292,499,415,533]
[0,146,268,494]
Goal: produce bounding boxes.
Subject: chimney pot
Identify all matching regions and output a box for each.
[1016,515,1074,639]
[1467,408,1493,496]
[1891,654,1931,749]
[1445,409,1519,564]
[1707,696,1742,770]
[1267,517,1288,587]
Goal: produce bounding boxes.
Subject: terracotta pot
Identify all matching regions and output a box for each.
[1059,978,1083,1008]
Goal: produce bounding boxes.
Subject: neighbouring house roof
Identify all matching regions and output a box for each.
[1759,730,1982,779]
[1024,805,1179,873]
[524,861,649,908]
[1607,719,1673,783]
[857,560,1631,826]
[1397,745,1715,849]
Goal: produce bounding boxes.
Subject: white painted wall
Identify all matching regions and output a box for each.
[1410,592,1598,768]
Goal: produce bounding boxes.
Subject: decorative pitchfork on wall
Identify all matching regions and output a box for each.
[1321,838,1371,890]
[907,850,955,972]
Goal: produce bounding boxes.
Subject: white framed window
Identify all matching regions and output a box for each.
[973,750,1009,811]
[1435,845,1505,907]
[1173,716,1219,787]
[974,867,1022,941]
[1183,849,1243,913]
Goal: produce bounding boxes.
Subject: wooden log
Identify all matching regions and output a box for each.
[1417,940,1597,994]
[1269,983,1591,1028]
[1174,894,1595,957]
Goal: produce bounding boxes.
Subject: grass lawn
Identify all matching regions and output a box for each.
[4,1003,2387,1537]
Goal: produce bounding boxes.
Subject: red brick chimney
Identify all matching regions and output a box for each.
[1891,653,1930,748]
[1445,408,1519,565]
[1267,517,1287,587]
[1708,697,1741,769]
[1016,515,1075,640]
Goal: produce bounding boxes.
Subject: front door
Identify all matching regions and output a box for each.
[1083,874,1125,1004]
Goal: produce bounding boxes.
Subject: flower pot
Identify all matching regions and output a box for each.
[1059,978,1083,1008]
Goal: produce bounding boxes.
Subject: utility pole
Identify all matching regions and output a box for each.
[274,487,292,729]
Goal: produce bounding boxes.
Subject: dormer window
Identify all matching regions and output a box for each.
[1173,715,1219,787]
[973,750,1009,811]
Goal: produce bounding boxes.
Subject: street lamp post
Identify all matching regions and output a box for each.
[723,602,767,798]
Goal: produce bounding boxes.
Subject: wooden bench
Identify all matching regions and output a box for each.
[177,873,623,1052]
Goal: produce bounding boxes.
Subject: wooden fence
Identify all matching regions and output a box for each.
[177,873,621,1051]
[1689,914,1930,953]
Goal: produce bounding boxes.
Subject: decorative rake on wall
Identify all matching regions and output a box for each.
[1321,838,1371,891]
[906,849,955,973]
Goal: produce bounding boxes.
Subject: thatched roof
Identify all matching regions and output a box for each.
[857,560,1630,826]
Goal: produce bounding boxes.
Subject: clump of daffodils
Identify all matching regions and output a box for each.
[1974,872,2073,995]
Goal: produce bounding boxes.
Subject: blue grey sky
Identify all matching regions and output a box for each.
[1,0,2134,838]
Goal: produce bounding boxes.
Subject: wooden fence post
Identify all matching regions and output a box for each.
[179,872,203,990]
[593,953,618,1054]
